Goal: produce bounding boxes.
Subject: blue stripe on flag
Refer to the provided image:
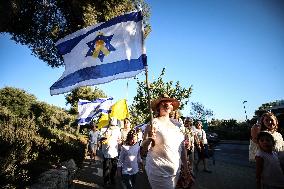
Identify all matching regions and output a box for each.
[78,117,93,125]
[50,55,145,91]
[56,11,143,55]
[97,109,111,114]
[77,110,111,125]
[78,98,113,106]
[88,109,111,119]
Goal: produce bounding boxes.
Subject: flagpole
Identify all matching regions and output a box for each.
[139,62,154,156]
[144,64,153,134]
[126,79,129,101]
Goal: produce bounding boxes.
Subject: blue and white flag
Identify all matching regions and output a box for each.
[77,97,113,125]
[50,11,146,95]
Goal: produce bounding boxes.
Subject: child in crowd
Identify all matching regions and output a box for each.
[117,130,142,189]
[255,131,284,189]
[259,112,284,152]
[121,118,132,144]
[259,112,284,171]
[88,123,99,163]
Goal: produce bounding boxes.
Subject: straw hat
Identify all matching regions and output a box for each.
[151,94,180,111]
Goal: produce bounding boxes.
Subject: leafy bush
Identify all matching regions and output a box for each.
[0,87,36,118]
[0,87,86,188]
[0,116,50,187]
[39,127,87,164]
[0,117,86,188]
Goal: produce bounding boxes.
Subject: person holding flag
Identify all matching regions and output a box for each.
[141,94,190,189]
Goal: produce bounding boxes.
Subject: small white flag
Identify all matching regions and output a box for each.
[77,97,113,125]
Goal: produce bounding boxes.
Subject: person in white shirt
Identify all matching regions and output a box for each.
[117,130,142,189]
[101,118,121,186]
[255,131,284,189]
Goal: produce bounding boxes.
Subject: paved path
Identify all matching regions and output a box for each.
[192,159,256,189]
[72,142,256,189]
[72,156,150,189]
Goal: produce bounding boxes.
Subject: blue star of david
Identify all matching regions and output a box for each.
[85,33,116,62]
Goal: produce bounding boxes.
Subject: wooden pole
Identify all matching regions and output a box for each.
[145,64,153,134]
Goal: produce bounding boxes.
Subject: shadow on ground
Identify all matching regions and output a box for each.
[72,156,151,189]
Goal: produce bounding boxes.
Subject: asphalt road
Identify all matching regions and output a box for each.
[73,142,256,189]
[192,142,256,189]
[214,142,254,167]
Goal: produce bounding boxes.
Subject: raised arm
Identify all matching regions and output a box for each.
[251,124,260,144]
[140,123,156,156]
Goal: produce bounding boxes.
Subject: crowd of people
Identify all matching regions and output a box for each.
[87,95,284,189]
[86,94,215,189]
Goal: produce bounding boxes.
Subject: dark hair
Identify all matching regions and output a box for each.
[195,120,202,127]
[90,122,97,128]
[124,118,130,124]
[259,112,278,132]
[125,129,137,145]
[257,131,275,146]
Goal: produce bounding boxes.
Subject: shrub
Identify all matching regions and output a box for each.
[0,87,85,188]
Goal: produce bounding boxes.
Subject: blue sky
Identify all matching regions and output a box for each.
[1,0,283,121]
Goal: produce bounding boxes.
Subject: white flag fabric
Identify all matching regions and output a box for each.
[50,11,146,95]
[77,97,113,125]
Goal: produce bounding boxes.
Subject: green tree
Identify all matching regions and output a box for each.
[65,86,107,114]
[0,0,151,67]
[255,99,284,116]
[130,68,193,125]
[0,87,37,118]
[190,102,213,120]
[0,87,75,129]
[31,101,75,129]
[209,119,250,140]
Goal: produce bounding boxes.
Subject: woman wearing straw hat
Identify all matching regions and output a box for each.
[141,94,189,189]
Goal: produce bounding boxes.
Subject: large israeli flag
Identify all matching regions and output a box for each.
[50,11,146,95]
[77,97,113,125]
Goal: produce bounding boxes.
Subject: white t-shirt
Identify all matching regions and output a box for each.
[102,126,121,158]
[195,129,208,145]
[89,130,99,144]
[256,150,284,187]
[118,143,142,175]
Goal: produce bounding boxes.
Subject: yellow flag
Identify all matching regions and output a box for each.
[109,99,129,120]
[97,113,110,129]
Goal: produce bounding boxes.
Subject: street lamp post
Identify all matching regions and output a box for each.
[243,100,248,121]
